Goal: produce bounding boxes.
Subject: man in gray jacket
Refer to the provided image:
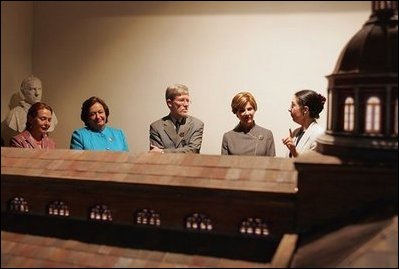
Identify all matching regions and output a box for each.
[149,84,204,153]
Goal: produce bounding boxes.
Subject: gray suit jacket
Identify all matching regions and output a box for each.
[150,115,204,153]
[221,124,275,156]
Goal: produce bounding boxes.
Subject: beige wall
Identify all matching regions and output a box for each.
[1,1,33,142]
[2,1,370,156]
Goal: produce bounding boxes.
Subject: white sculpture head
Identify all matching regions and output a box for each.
[20,75,42,105]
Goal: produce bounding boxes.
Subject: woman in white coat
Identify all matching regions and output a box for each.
[282,89,326,158]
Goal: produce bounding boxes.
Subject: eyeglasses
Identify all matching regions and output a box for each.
[174,98,191,105]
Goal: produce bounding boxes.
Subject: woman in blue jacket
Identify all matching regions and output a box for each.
[70,96,128,151]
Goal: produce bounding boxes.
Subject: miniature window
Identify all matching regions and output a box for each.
[185,213,213,231]
[239,217,269,236]
[365,96,381,133]
[395,99,398,135]
[47,201,69,216]
[343,97,355,131]
[9,197,29,213]
[135,209,161,226]
[89,204,112,222]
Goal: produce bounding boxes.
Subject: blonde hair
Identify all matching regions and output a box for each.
[231,91,257,114]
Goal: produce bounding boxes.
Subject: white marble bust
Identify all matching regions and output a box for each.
[5,75,58,132]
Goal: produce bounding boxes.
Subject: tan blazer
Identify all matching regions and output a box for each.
[149,115,204,153]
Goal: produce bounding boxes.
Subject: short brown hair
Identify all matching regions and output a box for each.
[231,91,257,114]
[80,96,109,127]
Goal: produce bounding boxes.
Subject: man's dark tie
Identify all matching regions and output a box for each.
[175,121,181,133]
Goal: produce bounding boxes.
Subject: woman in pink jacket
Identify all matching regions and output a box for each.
[10,102,56,149]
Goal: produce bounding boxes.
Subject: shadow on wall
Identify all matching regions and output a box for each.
[1,92,24,147]
[1,121,18,147]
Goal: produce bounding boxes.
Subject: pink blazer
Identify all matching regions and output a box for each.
[10,130,56,149]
